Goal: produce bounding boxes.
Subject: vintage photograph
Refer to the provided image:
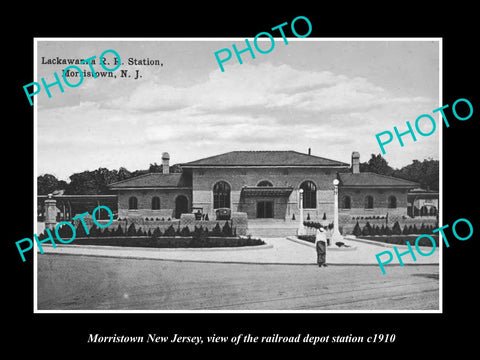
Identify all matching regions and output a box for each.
[34,38,441,312]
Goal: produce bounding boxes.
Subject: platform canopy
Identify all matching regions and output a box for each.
[241,186,294,197]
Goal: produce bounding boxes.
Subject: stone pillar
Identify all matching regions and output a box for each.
[44,194,58,231]
[297,189,306,236]
[331,179,344,245]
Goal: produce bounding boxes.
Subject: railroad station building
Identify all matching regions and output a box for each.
[108,150,421,223]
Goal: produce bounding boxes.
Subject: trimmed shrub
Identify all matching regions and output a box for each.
[307,213,311,220]
[420,223,426,233]
[164,224,176,237]
[380,225,386,235]
[136,227,144,236]
[211,223,222,237]
[180,226,190,237]
[292,214,295,220]
[412,224,419,234]
[114,224,124,236]
[152,227,162,238]
[392,221,402,235]
[205,214,209,221]
[222,221,233,237]
[127,223,137,236]
[352,221,362,236]
[385,225,392,236]
[147,229,152,237]
[89,224,100,237]
[362,222,373,236]
[402,224,410,235]
[102,227,110,237]
[322,212,327,220]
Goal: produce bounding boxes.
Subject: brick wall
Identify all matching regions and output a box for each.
[192,167,338,220]
[117,189,192,219]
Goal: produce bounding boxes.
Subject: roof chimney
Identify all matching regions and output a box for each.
[308,148,311,155]
[352,151,360,174]
[162,152,170,174]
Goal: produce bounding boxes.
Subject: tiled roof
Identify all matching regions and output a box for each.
[108,173,191,189]
[338,172,419,188]
[181,151,349,167]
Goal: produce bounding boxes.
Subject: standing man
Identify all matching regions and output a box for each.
[315,227,327,267]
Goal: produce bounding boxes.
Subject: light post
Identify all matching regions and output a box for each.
[297,188,306,236]
[331,179,344,244]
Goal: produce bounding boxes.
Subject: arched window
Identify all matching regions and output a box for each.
[388,195,397,209]
[128,196,138,210]
[342,195,351,209]
[300,181,317,209]
[151,196,160,210]
[213,181,230,209]
[257,180,273,187]
[364,195,374,209]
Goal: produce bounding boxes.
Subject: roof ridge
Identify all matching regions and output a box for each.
[359,172,418,184]
[107,172,180,187]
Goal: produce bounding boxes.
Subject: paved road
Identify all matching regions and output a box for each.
[37,254,439,311]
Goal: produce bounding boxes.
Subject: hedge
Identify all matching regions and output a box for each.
[72,236,265,248]
[354,221,436,236]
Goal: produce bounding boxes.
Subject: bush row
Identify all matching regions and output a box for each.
[351,221,438,236]
[303,221,333,230]
[50,221,236,240]
[73,236,265,248]
[118,217,174,221]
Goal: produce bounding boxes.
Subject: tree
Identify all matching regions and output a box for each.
[149,162,163,173]
[393,159,439,191]
[360,154,394,176]
[37,174,67,195]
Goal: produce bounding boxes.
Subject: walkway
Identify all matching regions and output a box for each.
[38,236,439,266]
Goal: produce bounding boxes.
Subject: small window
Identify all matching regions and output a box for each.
[128,196,138,210]
[151,196,160,210]
[342,195,351,209]
[364,195,374,209]
[388,195,397,209]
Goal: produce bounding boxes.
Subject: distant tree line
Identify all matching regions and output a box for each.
[38,154,438,195]
[357,154,439,191]
[37,163,182,195]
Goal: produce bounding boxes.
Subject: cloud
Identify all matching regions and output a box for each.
[37,60,439,179]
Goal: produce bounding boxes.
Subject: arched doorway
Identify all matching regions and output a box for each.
[175,195,189,219]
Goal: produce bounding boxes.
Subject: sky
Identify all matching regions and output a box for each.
[36,39,440,181]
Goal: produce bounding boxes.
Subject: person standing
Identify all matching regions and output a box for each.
[315,227,327,267]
